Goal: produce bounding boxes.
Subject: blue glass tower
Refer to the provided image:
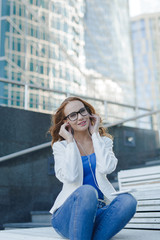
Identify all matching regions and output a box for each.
[0,0,85,111]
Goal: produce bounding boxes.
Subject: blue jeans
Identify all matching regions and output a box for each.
[51,185,137,240]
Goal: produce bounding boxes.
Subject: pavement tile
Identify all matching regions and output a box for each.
[0,227,160,240]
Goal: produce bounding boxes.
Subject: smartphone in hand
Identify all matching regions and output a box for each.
[111,189,136,196]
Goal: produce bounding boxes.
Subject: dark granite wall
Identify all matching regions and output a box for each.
[0,106,52,156]
[0,148,62,226]
[109,126,159,172]
[0,106,61,227]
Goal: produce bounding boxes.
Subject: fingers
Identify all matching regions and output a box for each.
[59,122,73,140]
[61,122,70,130]
[90,114,100,124]
[89,114,99,120]
[89,114,100,134]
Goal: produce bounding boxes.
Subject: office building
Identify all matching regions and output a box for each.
[0,0,86,112]
[131,12,160,129]
[131,13,160,109]
[84,0,135,107]
[1,0,149,127]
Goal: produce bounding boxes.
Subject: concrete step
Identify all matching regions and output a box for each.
[30,211,51,223]
[3,211,52,229]
[3,222,51,230]
[1,227,160,240]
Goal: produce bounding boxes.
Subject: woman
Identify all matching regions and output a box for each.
[49,96,137,240]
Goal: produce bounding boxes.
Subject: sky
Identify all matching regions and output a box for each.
[129,0,160,17]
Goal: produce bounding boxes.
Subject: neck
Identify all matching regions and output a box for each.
[73,130,91,143]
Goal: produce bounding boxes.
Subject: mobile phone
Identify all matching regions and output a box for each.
[111,189,136,196]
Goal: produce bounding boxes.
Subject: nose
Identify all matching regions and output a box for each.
[77,112,83,120]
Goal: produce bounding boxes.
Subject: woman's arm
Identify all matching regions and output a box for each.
[92,132,118,174]
[53,141,80,183]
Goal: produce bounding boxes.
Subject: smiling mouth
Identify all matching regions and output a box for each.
[78,121,86,126]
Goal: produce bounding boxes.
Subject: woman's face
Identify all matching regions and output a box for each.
[64,100,90,133]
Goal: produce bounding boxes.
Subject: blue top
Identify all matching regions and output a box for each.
[81,153,104,200]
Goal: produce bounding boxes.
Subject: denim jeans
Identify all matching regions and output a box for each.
[51,185,137,240]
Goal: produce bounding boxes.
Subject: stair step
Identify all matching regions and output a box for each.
[30,211,51,223]
[3,222,51,230]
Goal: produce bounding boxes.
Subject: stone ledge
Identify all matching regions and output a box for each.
[0,227,160,240]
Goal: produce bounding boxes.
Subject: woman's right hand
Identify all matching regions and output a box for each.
[59,122,73,143]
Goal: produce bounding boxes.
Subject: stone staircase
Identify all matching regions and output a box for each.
[3,211,52,229]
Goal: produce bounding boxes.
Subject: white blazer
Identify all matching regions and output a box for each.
[50,132,118,214]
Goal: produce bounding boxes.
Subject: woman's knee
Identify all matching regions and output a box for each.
[118,193,137,213]
[125,193,137,207]
[77,185,98,203]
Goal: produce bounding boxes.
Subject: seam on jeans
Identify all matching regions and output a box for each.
[73,191,79,240]
[73,193,79,239]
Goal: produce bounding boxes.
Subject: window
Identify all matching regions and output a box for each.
[40,65,44,74]
[17,42,21,51]
[30,62,33,71]
[31,28,34,37]
[52,67,55,77]
[12,41,15,50]
[64,22,68,32]
[30,45,33,54]
[17,59,21,67]
[13,4,16,15]
[19,7,22,16]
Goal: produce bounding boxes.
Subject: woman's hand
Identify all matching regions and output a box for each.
[59,122,73,143]
[89,114,100,135]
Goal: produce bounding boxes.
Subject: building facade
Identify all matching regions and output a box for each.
[84,0,135,106]
[1,0,152,127]
[0,0,86,112]
[131,13,160,129]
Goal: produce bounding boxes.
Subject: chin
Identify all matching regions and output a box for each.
[78,125,89,131]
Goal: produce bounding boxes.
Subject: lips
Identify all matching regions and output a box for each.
[78,121,86,126]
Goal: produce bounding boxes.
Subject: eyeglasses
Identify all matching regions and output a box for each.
[64,107,88,121]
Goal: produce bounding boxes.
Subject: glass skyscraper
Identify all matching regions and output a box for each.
[0,0,86,112]
[1,0,146,127]
[83,0,138,124]
[131,12,160,129]
[84,0,135,105]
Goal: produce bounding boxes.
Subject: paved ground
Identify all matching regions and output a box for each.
[0,227,160,240]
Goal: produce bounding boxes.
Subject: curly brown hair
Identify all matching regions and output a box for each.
[49,96,112,145]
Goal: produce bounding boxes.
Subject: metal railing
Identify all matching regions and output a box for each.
[0,142,51,163]
[0,77,151,115]
[0,108,160,163]
[104,108,160,128]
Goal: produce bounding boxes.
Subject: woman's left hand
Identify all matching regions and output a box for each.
[89,114,100,135]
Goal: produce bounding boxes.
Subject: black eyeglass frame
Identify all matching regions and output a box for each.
[64,107,89,121]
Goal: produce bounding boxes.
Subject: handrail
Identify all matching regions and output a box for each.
[0,77,151,112]
[0,142,51,163]
[1,109,160,163]
[104,109,160,128]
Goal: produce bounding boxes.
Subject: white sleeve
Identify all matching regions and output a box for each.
[92,132,118,174]
[53,141,79,183]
